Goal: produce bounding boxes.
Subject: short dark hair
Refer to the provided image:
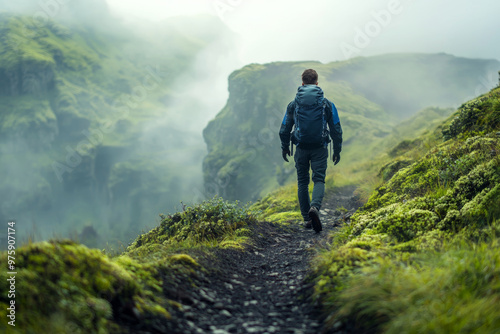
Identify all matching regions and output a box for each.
[302,69,318,84]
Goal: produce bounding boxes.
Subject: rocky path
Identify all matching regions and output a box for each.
[171,186,362,334]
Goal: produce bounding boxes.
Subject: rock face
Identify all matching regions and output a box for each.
[0,65,55,96]
[202,54,500,202]
[203,63,301,201]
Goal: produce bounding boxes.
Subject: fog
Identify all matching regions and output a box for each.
[107,0,500,64]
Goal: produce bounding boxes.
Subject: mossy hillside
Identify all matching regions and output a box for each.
[103,147,207,244]
[203,55,498,203]
[0,14,184,142]
[329,240,500,333]
[0,198,254,333]
[362,136,499,215]
[311,87,500,332]
[0,14,57,72]
[0,240,170,333]
[0,13,230,247]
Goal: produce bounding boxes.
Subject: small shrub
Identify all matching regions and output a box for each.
[129,197,256,249]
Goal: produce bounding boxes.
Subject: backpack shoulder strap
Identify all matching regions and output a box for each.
[323,98,332,114]
[322,99,331,147]
[294,101,300,138]
[290,101,299,149]
[293,101,299,125]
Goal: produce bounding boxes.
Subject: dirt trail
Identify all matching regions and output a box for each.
[170,186,362,334]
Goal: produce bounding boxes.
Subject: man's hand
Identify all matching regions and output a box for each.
[282,148,291,162]
[332,152,341,165]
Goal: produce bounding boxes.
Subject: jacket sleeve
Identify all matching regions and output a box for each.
[279,101,295,151]
[327,100,343,153]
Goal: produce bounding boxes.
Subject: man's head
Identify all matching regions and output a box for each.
[302,69,318,85]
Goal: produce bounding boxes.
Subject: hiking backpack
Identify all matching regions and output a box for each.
[291,99,330,148]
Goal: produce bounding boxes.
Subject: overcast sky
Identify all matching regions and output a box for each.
[106,0,500,65]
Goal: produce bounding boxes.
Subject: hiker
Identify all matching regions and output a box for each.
[279,69,343,233]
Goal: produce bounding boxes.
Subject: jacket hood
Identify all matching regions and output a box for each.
[295,85,324,106]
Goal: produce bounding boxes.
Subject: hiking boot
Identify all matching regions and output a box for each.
[308,206,322,233]
[304,220,312,229]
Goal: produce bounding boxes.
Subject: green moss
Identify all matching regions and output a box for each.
[113,255,163,293]
[169,254,198,267]
[329,240,500,333]
[348,137,499,243]
[0,240,169,333]
[443,87,500,139]
[378,158,413,181]
[252,184,299,220]
[312,233,394,302]
[0,15,56,70]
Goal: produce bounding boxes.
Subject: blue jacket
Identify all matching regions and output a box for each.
[279,85,343,152]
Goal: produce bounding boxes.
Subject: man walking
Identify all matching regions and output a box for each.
[279,69,343,233]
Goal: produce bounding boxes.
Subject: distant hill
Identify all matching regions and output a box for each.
[203,55,499,202]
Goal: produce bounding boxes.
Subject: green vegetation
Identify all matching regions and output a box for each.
[0,197,255,333]
[309,86,500,333]
[128,197,256,254]
[251,184,303,224]
[0,240,170,333]
[323,241,500,333]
